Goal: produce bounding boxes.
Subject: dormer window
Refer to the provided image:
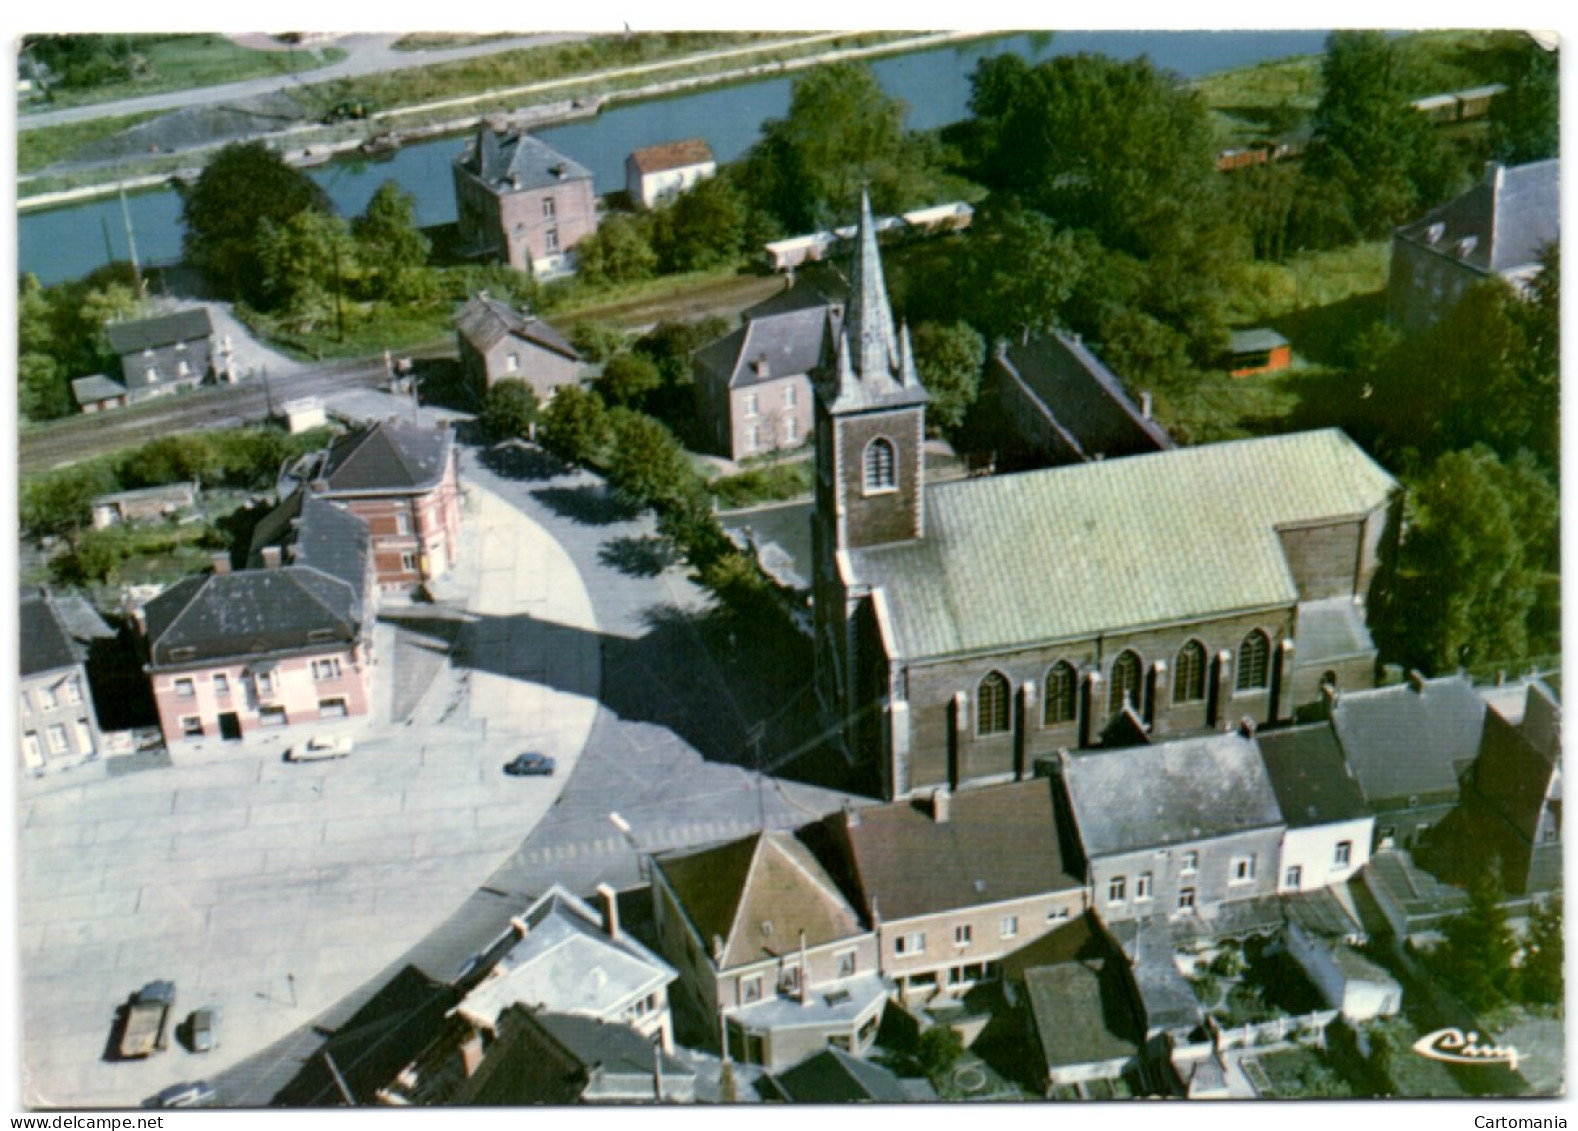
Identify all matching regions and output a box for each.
[1426,222,1446,243]
[1456,236,1479,258]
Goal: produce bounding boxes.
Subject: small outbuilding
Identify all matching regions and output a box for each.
[625,138,716,209]
[1226,328,1292,377]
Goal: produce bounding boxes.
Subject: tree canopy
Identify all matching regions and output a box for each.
[1487,32,1559,165]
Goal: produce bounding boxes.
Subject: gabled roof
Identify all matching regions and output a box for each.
[995,333,1174,462]
[628,137,715,175]
[1330,675,1485,806]
[457,885,676,1030]
[71,373,128,405]
[458,126,593,193]
[743,270,847,321]
[1291,597,1376,665]
[20,588,82,676]
[694,308,832,392]
[1024,957,1144,1072]
[1061,731,1284,858]
[105,307,213,355]
[1394,159,1559,278]
[247,492,371,594]
[1227,328,1290,354]
[655,830,865,971]
[1257,723,1371,829]
[765,1047,911,1103]
[315,420,453,495]
[453,293,581,361]
[1466,709,1558,843]
[140,567,360,667]
[851,429,1397,661]
[829,778,1081,924]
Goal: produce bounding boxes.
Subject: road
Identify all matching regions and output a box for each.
[17,33,592,130]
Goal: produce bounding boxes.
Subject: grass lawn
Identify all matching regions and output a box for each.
[28,35,345,110]
[18,111,164,173]
[710,461,812,508]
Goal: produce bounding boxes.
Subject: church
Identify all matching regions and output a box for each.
[811,194,1403,801]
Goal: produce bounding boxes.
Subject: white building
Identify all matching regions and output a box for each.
[625,138,716,209]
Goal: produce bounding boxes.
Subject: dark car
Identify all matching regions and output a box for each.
[189,1007,218,1053]
[504,752,555,777]
[152,1081,217,1108]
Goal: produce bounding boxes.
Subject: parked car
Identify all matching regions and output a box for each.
[504,752,556,777]
[119,980,175,1059]
[189,1007,218,1053]
[152,1081,217,1108]
[286,735,354,762]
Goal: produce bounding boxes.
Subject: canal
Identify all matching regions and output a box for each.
[17,30,1330,285]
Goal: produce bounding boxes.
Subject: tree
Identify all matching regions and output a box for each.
[597,350,663,409]
[119,435,220,489]
[1431,869,1515,1013]
[574,213,657,288]
[911,321,984,432]
[352,181,433,303]
[603,411,701,516]
[1097,308,1190,390]
[537,385,609,468]
[915,1026,965,1083]
[481,379,539,441]
[1519,896,1563,1008]
[1487,33,1559,165]
[954,201,1088,341]
[20,464,118,538]
[180,141,334,305]
[651,174,749,274]
[19,354,70,423]
[255,209,360,327]
[569,321,629,363]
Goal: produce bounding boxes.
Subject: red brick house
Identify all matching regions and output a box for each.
[284,420,463,590]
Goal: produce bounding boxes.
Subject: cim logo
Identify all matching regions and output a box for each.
[1412,1028,1523,1072]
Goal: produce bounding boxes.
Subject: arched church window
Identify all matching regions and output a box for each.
[1237,630,1271,692]
[1173,640,1206,704]
[864,437,897,492]
[1044,661,1077,725]
[1108,651,1143,716]
[977,671,1011,736]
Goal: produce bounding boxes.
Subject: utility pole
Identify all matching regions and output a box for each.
[119,185,144,296]
[331,239,345,342]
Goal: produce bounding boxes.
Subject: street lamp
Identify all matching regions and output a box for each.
[609,812,648,883]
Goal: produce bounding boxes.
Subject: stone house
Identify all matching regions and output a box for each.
[453,292,584,404]
[105,307,215,401]
[452,125,597,277]
[1388,159,1558,334]
[649,830,887,1071]
[817,778,1086,1001]
[282,420,463,590]
[812,194,1402,800]
[1056,729,1287,930]
[19,588,103,775]
[625,137,715,209]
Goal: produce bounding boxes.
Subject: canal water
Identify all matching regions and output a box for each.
[17,30,1330,285]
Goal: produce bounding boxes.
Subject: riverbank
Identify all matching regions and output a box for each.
[19,30,988,210]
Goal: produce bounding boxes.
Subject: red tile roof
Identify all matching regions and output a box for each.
[629,137,714,175]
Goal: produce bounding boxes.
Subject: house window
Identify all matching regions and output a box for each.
[312,658,343,681]
[1108,650,1143,715]
[545,228,560,254]
[1001,915,1018,939]
[65,678,83,705]
[1231,855,1257,884]
[402,552,418,572]
[175,678,196,699]
[1135,873,1153,902]
[38,686,57,711]
[955,924,973,946]
[542,196,556,219]
[20,691,30,715]
[747,424,762,453]
[255,671,275,697]
[213,673,230,696]
[1108,876,1126,904]
[75,718,94,753]
[1335,841,1352,866]
[177,359,191,377]
[976,671,1011,736]
[23,732,43,766]
[784,417,799,443]
[895,932,926,956]
[46,724,69,753]
[396,514,412,536]
[1173,640,1206,704]
[1285,865,1303,888]
[741,975,763,1004]
[784,385,797,409]
[259,705,287,728]
[1178,887,1197,912]
[744,392,760,417]
[1236,630,1271,692]
[181,717,203,738]
[836,950,856,977]
[781,965,801,994]
[319,698,348,718]
[505,353,520,373]
[1043,661,1077,725]
[1048,906,1071,922]
[1181,851,1199,874]
[863,437,897,492]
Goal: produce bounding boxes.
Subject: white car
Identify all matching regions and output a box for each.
[286,735,354,762]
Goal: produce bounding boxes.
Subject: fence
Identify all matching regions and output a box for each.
[1212,1009,1340,1052]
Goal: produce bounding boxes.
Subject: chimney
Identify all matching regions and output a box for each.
[1239,716,1257,739]
[596,883,620,940]
[1408,670,1428,694]
[844,802,860,828]
[460,1029,484,1076]
[711,934,724,963]
[1140,391,1153,419]
[932,788,951,824]
[799,930,810,1006]
[211,552,232,574]
[753,357,770,378]
[260,546,283,570]
[509,915,530,940]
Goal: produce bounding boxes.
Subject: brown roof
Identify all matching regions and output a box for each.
[655,831,866,971]
[629,137,714,175]
[829,778,1083,924]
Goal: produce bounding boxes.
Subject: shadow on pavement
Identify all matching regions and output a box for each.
[597,534,678,578]
[530,484,639,526]
[471,437,566,483]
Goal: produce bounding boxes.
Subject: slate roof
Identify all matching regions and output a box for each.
[1227,328,1290,354]
[458,126,593,193]
[247,492,371,594]
[1394,159,1559,278]
[628,137,714,175]
[314,420,453,495]
[140,567,360,667]
[71,374,128,405]
[1257,723,1370,829]
[1465,709,1557,843]
[1061,731,1284,858]
[1001,911,1113,981]
[454,294,581,361]
[1106,918,1203,1033]
[829,778,1082,923]
[851,429,1397,661]
[654,830,866,971]
[1291,597,1376,665]
[457,885,675,1031]
[20,589,82,676]
[1024,958,1144,1072]
[1282,884,1367,942]
[105,307,213,355]
[1329,675,1485,806]
[694,276,845,394]
[765,1047,910,1103]
[995,333,1174,461]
